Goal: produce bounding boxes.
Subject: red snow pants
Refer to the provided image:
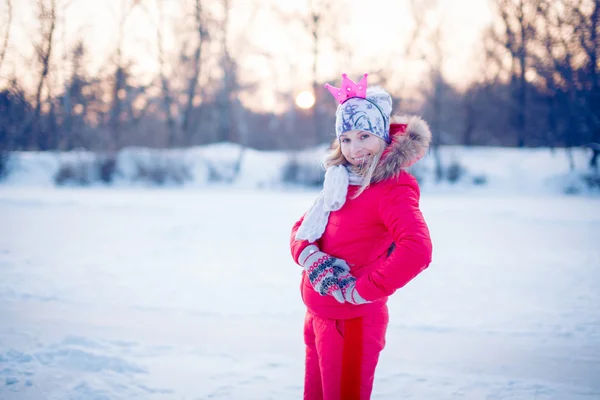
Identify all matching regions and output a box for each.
[303,306,389,400]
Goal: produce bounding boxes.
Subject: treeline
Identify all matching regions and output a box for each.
[0,0,598,161]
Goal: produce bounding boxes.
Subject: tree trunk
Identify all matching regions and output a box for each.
[181,0,204,145]
[157,0,177,147]
[25,0,56,150]
[589,1,600,148]
[463,94,475,146]
[0,0,12,72]
[311,7,320,146]
[218,0,234,144]
[516,0,527,147]
[433,75,444,183]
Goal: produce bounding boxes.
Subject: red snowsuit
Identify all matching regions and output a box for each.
[290,116,433,400]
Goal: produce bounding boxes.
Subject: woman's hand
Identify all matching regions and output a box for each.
[299,245,350,303]
[339,274,370,305]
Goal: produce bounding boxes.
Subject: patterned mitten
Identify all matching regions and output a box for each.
[299,245,350,303]
[338,273,370,305]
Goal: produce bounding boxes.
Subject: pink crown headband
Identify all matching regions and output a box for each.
[324,73,368,104]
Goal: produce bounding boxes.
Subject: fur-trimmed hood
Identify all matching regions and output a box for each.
[372,115,432,183]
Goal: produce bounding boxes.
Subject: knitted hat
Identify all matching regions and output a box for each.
[325,73,393,143]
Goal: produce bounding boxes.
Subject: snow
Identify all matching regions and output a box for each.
[1,144,597,195]
[1,145,599,398]
[412,146,595,195]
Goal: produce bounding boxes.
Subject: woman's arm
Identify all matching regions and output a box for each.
[354,175,433,301]
[290,214,314,265]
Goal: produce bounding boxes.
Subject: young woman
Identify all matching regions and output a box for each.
[290,73,433,400]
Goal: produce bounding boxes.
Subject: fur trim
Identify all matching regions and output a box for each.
[372,115,432,182]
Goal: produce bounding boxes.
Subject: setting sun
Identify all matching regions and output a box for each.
[295,90,315,109]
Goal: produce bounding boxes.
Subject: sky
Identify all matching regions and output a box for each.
[0,0,494,112]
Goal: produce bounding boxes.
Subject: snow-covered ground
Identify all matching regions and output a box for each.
[1,185,599,399]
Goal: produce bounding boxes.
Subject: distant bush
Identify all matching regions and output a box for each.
[282,154,324,187]
[0,152,8,181]
[407,164,425,184]
[282,156,300,184]
[206,162,221,182]
[205,159,236,183]
[472,175,488,186]
[563,184,581,195]
[134,157,191,185]
[55,154,117,186]
[446,161,466,183]
[561,172,600,195]
[54,152,193,186]
[55,160,95,186]
[96,154,117,184]
[582,173,600,190]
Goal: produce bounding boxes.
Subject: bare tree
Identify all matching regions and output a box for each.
[534,1,581,160]
[462,88,477,146]
[22,0,56,150]
[0,0,15,174]
[0,0,14,176]
[217,0,234,143]
[523,0,598,166]
[0,0,12,72]
[217,0,246,177]
[59,40,88,150]
[560,0,599,169]
[155,0,177,146]
[307,0,343,145]
[107,0,138,151]
[493,0,541,147]
[181,0,206,144]
[428,25,445,182]
[308,0,322,145]
[271,0,344,146]
[406,0,447,182]
[578,0,600,165]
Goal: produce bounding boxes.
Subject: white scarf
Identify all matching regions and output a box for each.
[295,165,364,242]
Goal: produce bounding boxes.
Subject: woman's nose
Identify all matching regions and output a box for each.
[350,142,363,154]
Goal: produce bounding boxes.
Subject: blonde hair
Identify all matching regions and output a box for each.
[323,136,387,198]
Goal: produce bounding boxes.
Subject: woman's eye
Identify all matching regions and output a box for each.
[361,134,370,140]
[341,139,350,143]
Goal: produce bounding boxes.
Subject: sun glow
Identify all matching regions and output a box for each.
[295,90,315,109]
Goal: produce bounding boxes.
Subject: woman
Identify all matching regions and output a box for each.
[290,73,433,399]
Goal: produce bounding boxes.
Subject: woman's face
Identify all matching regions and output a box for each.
[339,130,384,167]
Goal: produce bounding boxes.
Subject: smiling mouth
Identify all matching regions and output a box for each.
[353,155,370,163]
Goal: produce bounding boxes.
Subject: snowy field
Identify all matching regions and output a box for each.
[1,186,600,399]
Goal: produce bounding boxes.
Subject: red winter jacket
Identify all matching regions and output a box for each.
[290,116,433,320]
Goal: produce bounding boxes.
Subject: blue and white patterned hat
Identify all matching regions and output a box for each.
[324,74,393,143]
[334,86,393,143]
